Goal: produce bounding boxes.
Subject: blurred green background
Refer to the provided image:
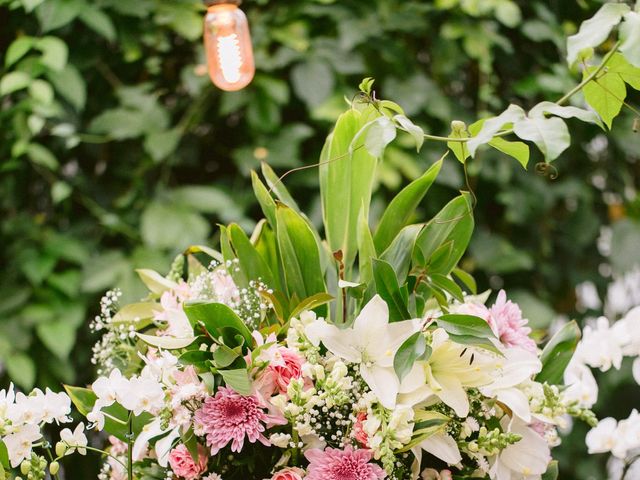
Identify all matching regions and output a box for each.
[1,0,639,478]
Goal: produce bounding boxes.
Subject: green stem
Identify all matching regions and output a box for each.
[291,428,299,466]
[45,446,61,480]
[127,412,134,480]
[54,445,128,470]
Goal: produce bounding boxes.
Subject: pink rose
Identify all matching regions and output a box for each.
[168,444,208,480]
[267,348,304,394]
[353,412,369,447]
[271,467,305,480]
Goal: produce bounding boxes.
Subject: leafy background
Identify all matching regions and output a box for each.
[1,0,639,478]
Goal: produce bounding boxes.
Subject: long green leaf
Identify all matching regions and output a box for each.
[374,158,443,253]
[275,203,326,305]
[320,106,380,271]
[381,224,422,285]
[251,171,277,228]
[414,192,474,275]
[372,258,411,322]
[228,223,277,289]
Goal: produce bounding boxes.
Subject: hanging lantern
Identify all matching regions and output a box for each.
[203,0,255,91]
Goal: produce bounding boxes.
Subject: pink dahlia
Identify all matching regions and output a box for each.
[305,446,386,480]
[195,387,271,454]
[487,290,537,353]
[168,444,208,480]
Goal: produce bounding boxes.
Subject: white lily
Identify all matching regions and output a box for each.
[488,417,551,480]
[305,294,420,409]
[480,348,542,422]
[398,329,494,417]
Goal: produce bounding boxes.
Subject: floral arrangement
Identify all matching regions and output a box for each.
[2,4,640,480]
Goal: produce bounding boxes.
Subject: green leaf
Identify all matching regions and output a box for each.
[5,37,33,68]
[583,69,626,129]
[136,269,177,295]
[467,105,525,156]
[608,52,640,91]
[0,71,31,95]
[620,12,640,67]
[289,292,334,320]
[528,101,604,128]
[566,3,630,65]
[320,106,380,270]
[47,63,86,110]
[37,36,69,71]
[36,0,84,31]
[27,143,59,170]
[429,273,464,302]
[275,204,326,304]
[79,6,117,42]
[291,59,334,109]
[219,369,252,395]
[183,301,253,347]
[381,224,422,285]
[372,258,411,322]
[394,332,431,382]
[112,302,159,327]
[261,162,300,213]
[542,460,559,480]
[436,314,496,339]
[447,121,469,163]
[488,137,530,168]
[227,223,277,289]
[512,116,570,162]
[141,201,210,251]
[137,333,195,350]
[374,158,442,253]
[394,114,424,151]
[28,79,54,104]
[357,207,376,286]
[436,314,502,355]
[414,192,474,275]
[144,128,181,162]
[452,268,477,294]
[362,116,397,158]
[536,321,581,384]
[251,171,278,228]
[5,353,35,390]
[36,320,77,358]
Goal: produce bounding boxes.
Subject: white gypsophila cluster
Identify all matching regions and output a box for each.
[90,288,140,375]
[189,261,271,331]
[0,385,75,467]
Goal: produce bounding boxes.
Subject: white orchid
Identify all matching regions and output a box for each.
[399,328,494,417]
[3,423,41,467]
[305,294,421,409]
[60,422,88,455]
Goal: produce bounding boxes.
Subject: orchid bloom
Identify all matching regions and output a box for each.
[305,294,421,409]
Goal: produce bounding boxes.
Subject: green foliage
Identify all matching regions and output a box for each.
[1,2,640,478]
[536,321,581,385]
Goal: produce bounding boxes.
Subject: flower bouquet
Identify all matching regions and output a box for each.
[2,4,640,479]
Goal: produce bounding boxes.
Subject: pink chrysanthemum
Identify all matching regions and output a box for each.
[305,446,386,480]
[195,387,270,454]
[487,290,537,353]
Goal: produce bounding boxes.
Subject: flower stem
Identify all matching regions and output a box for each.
[54,446,128,470]
[127,412,134,480]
